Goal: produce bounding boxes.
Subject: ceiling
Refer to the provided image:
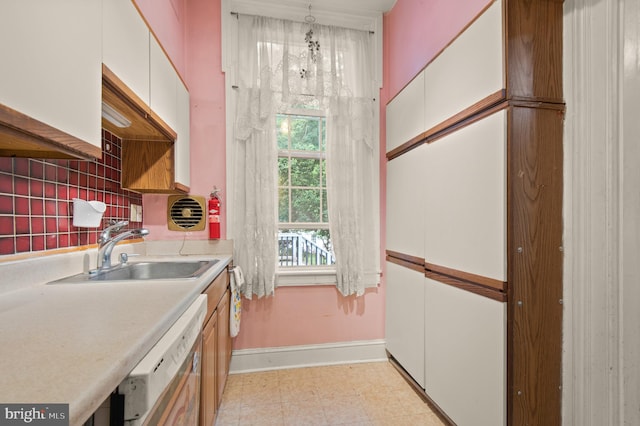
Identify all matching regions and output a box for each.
[229,0,397,30]
[271,0,397,14]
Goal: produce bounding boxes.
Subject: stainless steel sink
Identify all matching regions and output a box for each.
[49,259,219,284]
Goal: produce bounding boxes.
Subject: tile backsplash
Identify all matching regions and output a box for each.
[0,130,142,256]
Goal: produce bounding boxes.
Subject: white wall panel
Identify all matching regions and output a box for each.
[423,111,506,281]
[424,278,506,426]
[385,261,425,388]
[423,0,503,131]
[386,72,425,152]
[386,144,426,258]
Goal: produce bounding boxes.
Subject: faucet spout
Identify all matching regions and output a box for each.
[99,220,129,247]
[97,226,149,271]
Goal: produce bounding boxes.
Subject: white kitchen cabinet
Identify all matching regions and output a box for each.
[423,110,506,281]
[386,144,426,259]
[385,261,425,388]
[385,0,563,423]
[386,71,425,153]
[150,36,178,131]
[423,0,503,131]
[175,79,191,189]
[424,277,506,426]
[0,0,102,151]
[102,5,190,193]
[102,0,150,106]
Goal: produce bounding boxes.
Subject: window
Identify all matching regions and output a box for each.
[277,111,335,268]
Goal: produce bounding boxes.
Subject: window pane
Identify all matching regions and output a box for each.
[291,158,320,187]
[321,159,326,186]
[278,228,335,267]
[322,189,328,222]
[278,157,289,185]
[290,117,320,151]
[291,188,321,222]
[279,188,289,222]
[277,116,289,149]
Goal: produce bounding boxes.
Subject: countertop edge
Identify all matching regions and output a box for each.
[72,255,232,425]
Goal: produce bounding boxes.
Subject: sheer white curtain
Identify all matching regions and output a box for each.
[232,14,379,297]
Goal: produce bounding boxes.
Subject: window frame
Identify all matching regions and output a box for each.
[276,108,336,283]
[223,8,383,289]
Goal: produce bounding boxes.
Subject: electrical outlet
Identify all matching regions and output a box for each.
[130,204,143,222]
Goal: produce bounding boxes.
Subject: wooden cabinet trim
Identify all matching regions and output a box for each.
[173,182,190,194]
[387,355,456,426]
[385,249,507,302]
[425,262,507,292]
[386,251,424,273]
[504,0,564,102]
[425,269,506,303]
[386,90,506,161]
[203,268,230,325]
[507,105,563,425]
[216,289,231,407]
[0,103,102,160]
[121,140,174,192]
[200,307,218,426]
[200,268,231,426]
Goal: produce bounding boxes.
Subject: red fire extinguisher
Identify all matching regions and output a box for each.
[209,187,221,239]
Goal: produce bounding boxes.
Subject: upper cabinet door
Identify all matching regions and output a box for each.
[423,110,506,281]
[150,36,178,131]
[0,0,102,150]
[175,79,191,189]
[386,72,425,154]
[103,0,150,105]
[423,0,504,131]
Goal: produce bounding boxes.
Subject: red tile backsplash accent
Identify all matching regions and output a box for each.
[0,130,143,256]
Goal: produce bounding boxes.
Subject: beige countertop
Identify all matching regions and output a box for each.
[0,248,231,426]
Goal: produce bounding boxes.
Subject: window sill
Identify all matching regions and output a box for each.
[276,268,337,287]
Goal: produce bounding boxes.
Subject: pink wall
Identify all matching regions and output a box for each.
[135,0,490,352]
[135,0,227,241]
[234,286,385,348]
[381,0,492,104]
[134,0,187,78]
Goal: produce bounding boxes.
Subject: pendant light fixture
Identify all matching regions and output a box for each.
[304,4,319,64]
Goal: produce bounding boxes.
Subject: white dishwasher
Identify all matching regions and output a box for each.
[112,295,207,426]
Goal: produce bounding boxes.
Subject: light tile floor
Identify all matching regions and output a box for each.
[214,361,446,426]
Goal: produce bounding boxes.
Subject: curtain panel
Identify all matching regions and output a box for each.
[232,13,379,297]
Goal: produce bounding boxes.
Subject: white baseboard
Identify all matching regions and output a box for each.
[229,339,388,374]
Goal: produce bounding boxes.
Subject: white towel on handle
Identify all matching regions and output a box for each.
[229,266,244,338]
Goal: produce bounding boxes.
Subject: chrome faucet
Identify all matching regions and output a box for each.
[96,221,149,272]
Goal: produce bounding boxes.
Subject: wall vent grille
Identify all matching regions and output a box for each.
[167,195,206,231]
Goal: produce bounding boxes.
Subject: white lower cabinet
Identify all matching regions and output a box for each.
[424,278,506,426]
[385,261,425,388]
